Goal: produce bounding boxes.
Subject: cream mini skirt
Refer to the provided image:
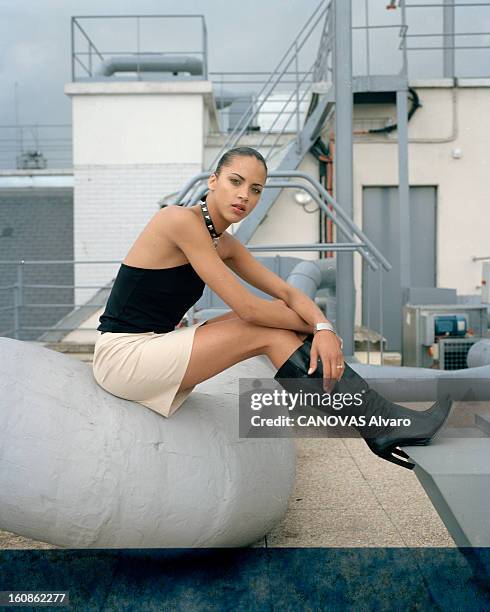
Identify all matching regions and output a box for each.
[92,321,206,418]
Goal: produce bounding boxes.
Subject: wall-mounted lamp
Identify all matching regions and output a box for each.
[293,189,313,205]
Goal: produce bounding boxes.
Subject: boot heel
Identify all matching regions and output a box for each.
[376,446,416,470]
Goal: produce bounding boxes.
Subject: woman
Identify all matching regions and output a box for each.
[93,146,452,470]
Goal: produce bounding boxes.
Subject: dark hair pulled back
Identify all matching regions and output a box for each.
[215,146,268,177]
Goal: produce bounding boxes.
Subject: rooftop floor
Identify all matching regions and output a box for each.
[0,347,454,550]
[0,421,453,550]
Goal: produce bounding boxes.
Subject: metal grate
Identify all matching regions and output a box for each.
[438,338,479,370]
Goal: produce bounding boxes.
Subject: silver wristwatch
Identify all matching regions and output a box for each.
[314,322,344,350]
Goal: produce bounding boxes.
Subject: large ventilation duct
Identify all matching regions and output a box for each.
[95,54,203,77]
[467,339,490,368]
[354,363,490,402]
[286,258,337,321]
[286,258,336,297]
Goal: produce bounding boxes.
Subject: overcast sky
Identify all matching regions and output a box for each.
[0,0,488,128]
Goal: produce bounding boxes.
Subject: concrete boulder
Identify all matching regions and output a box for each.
[0,338,295,548]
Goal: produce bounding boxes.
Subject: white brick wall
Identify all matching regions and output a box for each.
[74,163,200,306]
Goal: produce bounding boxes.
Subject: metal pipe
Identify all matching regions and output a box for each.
[379,269,384,364]
[400,0,408,85]
[95,55,203,77]
[334,0,354,356]
[247,243,366,252]
[364,0,371,78]
[136,17,141,80]
[352,362,490,402]
[71,17,75,81]
[13,262,23,340]
[364,258,371,363]
[295,42,301,151]
[402,2,490,7]
[203,18,208,80]
[397,89,410,291]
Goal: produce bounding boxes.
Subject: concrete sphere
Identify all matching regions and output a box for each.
[0,338,295,548]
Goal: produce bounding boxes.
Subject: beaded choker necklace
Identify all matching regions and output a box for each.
[199,199,222,249]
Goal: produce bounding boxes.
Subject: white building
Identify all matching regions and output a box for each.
[63,76,490,351]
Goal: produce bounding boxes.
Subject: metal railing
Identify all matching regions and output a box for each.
[209,71,314,134]
[397,1,490,78]
[0,171,392,358]
[0,259,116,340]
[206,0,331,170]
[71,14,208,81]
[170,169,391,360]
[0,124,72,170]
[176,0,331,207]
[0,249,389,361]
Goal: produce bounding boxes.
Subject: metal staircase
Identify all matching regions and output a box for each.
[181,0,333,210]
[173,0,417,357]
[234,92,335,243]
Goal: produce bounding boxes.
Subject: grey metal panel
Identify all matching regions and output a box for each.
[408,438,490,547]
[362,186,437,351]
[404,287,457,305]
[352,75,407,93]
[0,188,73,341]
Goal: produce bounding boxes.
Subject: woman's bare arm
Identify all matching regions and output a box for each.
[158,208,320,332]
[222,231,332,330]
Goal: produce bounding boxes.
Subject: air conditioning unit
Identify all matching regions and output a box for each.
[403,304,488,368]
[438,337,481,370]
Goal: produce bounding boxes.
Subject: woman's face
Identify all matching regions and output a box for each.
[208,155,267,222]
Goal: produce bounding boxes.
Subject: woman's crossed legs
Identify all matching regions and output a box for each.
[178,308,307,392]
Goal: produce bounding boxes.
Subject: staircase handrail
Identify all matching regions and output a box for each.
[170,171,391,271]
[256,59,317,156]
[208,0,330,170]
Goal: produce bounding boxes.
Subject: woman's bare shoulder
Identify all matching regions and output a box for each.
[153,206,232,258]
[156,204,196,223]
[153,205,200,235]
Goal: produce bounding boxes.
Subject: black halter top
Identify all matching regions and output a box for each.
[97,262,205,334]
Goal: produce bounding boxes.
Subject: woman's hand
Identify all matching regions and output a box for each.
[307,331,344,392]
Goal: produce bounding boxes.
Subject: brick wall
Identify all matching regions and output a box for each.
[0,188,73,340]
[74,163,201,306]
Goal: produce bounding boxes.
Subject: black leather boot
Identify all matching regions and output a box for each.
[274,335,453,470]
